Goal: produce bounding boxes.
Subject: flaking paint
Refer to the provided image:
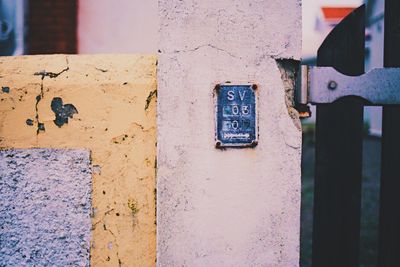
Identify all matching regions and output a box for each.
[0,54,157,266]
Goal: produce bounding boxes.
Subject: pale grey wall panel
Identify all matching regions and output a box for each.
[0,148,91,267]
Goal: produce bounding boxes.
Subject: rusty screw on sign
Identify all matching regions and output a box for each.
[250,140,258,147]
[215,141,222,148]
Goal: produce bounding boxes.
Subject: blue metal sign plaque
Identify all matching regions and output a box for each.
[215,84,258,148]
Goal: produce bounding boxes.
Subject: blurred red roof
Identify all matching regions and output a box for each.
[321,7,356,21]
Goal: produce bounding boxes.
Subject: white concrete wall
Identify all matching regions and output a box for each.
[157,0,302,266]
[78,0,158,53]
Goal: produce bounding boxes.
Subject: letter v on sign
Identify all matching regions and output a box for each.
[239,91,246,101]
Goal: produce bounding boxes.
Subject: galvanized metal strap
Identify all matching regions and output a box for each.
[298,66,400,105]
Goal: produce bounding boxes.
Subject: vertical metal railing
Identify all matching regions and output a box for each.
[312,5,365,267]
[379,1,400,266]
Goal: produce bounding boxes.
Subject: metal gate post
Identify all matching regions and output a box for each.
[379,0,400,266]
[312,5,365,267]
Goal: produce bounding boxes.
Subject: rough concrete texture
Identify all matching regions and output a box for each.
[0,55,157,266]
[0,148,91,267]
[158,0,302,266]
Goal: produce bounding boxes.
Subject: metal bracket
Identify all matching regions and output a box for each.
[297,66,400,107]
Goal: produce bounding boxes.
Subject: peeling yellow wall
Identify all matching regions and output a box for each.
[0,55,157,266]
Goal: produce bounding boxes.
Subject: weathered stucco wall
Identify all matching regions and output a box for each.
[0,55,157,266]
[0,149,91,267]
[157,0,302,266]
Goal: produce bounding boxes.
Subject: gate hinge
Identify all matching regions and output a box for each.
[296,66,400,118]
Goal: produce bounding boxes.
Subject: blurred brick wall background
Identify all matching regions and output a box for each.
[27,0,77,54]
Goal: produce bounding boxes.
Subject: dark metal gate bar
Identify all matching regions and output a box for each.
[312,5,365,267]
[379,0,400,266]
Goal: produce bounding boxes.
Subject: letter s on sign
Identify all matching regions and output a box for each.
[227,90,235,101]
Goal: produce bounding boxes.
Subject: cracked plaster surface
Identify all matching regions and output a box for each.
[157,0,302,266]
